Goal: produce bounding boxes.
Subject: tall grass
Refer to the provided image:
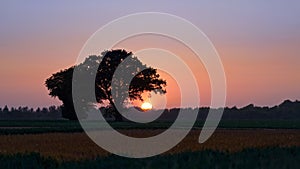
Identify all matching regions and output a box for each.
[0,147,299,169]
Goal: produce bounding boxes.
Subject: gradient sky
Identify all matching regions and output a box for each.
[0,0,300,108]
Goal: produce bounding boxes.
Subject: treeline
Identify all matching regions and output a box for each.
[0,106,62,120]
[154,99,300,121]
[0,99,300,120]
[221,99,300,120]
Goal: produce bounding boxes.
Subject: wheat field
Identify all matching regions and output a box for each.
[0,129,299,161]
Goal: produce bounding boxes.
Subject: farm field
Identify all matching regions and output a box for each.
[0,121,299,168]
[0,129,299,161]
[1,147,299,169]
[0,120,300,135]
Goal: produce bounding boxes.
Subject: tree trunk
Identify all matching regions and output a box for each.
[114,109,123,122]
[109,100,123,122]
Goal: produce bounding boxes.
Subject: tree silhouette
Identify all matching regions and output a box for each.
[45,49,166,121]
[3,105,9,112]
[45,66,75,119]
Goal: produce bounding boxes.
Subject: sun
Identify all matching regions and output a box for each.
[141,102,153,111]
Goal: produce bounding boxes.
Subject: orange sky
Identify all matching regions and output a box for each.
[1,31,299,109]
[1,1,300,108]
[114,34,211,109]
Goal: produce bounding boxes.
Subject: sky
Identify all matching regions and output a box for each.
[0,0,300,109]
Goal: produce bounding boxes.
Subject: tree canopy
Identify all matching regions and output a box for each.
[45,49,166,120]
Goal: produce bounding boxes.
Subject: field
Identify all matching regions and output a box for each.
[0,120,299,168]
[0,120,300,135]
[1,147,299,169]
[0,129,299,161]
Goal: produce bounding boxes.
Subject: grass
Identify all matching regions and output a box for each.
[0,147,299,169]
[0,120,300,135]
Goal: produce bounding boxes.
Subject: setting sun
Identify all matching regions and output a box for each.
[141,102,153,111]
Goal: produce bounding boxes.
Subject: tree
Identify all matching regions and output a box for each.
[41,107,49,114]
[10,107,15,112]
[45,49,166,121]
[22,106,29,113]
[3,105,9,112]
[36,107,41,113]
[29,108,34,113]
[49,106,57,113]
[45,66,76,119]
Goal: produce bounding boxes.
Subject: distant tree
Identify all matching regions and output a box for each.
[48,106,57,113]
[3,105,9,112]
[29,108,34,113]
[22,106,29,113]
[17,106,22,112]
[45,49,166,121]
[36,107,41,113]
[41,107,49,114]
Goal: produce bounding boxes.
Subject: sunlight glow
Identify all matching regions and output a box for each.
[141,102,153,111]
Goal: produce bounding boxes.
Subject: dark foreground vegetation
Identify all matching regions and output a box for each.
[0,147,299,169]
[0,120,300,135]
[0,100,299,168]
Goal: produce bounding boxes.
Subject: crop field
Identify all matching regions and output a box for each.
[0,147,299,169]
[0,121,299,168]
[0,129,299,161]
